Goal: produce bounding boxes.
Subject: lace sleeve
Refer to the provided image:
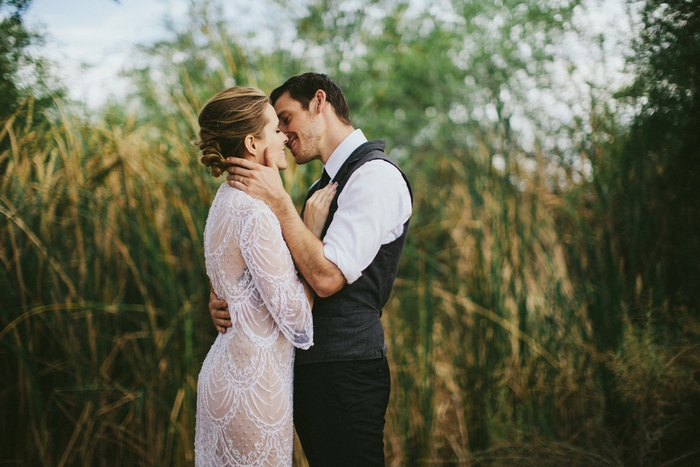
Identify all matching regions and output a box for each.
[236,201,314,349]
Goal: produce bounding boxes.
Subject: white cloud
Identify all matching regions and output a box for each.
[26,0,188,108]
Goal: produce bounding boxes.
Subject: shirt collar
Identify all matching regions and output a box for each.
[324,129,367,180]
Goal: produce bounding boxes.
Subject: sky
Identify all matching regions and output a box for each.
[25,0,191,107]
[24,0,634,111]
[25,0,292,108]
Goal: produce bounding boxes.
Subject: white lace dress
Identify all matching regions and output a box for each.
[195,184,313,467]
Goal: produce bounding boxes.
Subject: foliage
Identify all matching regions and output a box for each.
[1,0,699,466]
[0,91,213,464]
[564,0,700,464]
[0,0,33,117]
[0,0,62,173]
[617,0,700,313]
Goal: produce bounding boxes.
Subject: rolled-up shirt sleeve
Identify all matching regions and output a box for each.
[322,160,412,284]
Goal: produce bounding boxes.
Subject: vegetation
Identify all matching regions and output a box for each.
[1,0,35,119]
[0,0,60,177]
[1,0,699,466]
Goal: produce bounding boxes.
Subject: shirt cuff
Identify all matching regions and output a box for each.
[323,244,362,284]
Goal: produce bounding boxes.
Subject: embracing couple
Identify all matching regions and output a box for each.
[194,73,412,467]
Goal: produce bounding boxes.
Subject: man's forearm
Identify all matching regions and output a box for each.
[272,196,346,298]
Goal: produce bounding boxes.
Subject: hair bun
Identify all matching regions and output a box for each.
[198,139,227,177]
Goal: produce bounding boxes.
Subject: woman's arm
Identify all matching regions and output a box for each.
[238,204,314,349]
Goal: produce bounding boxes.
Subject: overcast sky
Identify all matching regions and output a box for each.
[23,0,633,111]
[24,0,191,107]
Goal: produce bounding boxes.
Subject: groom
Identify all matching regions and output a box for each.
[209,72,412,466]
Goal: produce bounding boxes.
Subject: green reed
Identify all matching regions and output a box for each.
[2,21,699,466]
[0,99,656,466]
[381,125,607,466]
[0,95,215,465]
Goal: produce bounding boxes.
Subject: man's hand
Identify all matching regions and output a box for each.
[228,151,345,298]
[209,290,232,333]
[226,150,288,209]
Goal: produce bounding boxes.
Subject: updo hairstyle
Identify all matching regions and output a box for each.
[197,87,270,177]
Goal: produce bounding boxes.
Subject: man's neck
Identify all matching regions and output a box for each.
[319,124,355,165]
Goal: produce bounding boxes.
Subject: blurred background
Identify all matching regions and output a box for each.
[1,0,699,465]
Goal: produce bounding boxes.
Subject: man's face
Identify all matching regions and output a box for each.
[274,92,322,165]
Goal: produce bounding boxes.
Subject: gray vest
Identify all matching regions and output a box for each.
[297,140,412,365]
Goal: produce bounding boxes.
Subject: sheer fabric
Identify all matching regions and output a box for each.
[195,184,313,467]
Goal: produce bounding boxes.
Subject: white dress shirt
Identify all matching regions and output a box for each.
[322,129,412,284]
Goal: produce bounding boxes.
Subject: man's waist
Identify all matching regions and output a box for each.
[296,314,386,365]
[295,341,387,366]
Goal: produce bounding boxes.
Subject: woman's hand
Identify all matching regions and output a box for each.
[303,183,337,238]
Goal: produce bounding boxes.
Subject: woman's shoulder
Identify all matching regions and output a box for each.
[211,183,272,219]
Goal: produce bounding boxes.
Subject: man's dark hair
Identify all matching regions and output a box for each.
[270,72,351,126]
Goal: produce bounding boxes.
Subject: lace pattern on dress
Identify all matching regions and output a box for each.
[195,183,313,467]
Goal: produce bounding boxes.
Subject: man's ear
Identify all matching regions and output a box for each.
[243,134,257,155]
[312,90,326,114]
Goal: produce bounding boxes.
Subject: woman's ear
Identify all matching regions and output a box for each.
[243,134,257,155]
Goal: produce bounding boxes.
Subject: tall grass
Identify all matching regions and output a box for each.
[381,125,607,466]
[0,96,214,465]
[2,11,699,466]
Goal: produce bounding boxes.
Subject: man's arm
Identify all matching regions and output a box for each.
[226,154,346,297]
[265,188,345,297]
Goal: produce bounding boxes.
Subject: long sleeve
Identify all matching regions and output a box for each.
[236,201,314,350]
[199,185,307,466]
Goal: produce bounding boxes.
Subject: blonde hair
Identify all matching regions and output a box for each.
[197,87,270,177]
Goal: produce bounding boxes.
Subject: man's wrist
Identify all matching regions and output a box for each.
[269,191,296,218]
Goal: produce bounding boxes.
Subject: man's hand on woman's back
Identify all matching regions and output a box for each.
[209,290,232,333]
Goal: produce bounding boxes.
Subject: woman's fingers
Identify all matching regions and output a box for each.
[303,183,336,238]
[307,185,334,210]
[317,182,337,202]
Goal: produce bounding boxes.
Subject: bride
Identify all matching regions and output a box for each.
[194,86,335,466]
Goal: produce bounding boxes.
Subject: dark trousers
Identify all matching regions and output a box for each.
[293,357,391,467]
